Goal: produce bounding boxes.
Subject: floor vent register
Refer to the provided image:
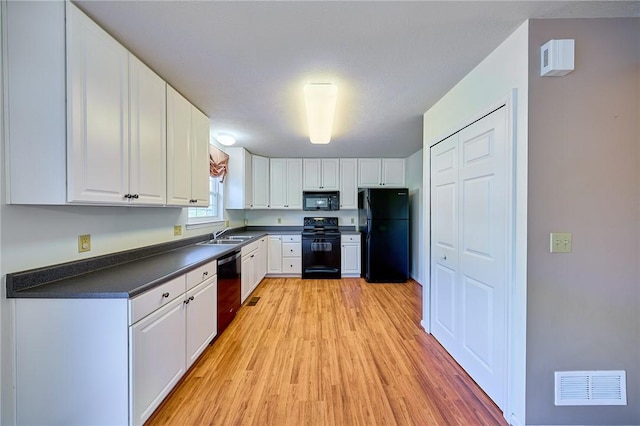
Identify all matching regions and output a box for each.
[247,297,260,306]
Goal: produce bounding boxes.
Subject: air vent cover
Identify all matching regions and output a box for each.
[555,371,626,406]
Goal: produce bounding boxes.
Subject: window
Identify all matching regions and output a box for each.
[188,176,224,225]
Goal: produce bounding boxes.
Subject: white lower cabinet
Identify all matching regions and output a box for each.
[341,234,362,277]
[130,265,217,425]
[241,239,265,303]
[185,276,217,367]
[15,261,218,426]
[131,296,186,425]
[267,234,301,276]
[267,235,283,274]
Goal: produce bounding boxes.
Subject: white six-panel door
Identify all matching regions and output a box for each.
[430,106,508,410]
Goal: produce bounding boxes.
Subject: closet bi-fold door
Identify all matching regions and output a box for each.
[430,106,508,411]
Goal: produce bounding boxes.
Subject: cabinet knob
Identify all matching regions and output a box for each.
[203,271,208,277]
[132,194,139,199]
[124,194,131,199]
[162,292,170,298]
[184,299,190,305]
[189,296,195,301]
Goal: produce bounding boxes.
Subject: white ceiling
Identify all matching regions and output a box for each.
[74,1,640,158]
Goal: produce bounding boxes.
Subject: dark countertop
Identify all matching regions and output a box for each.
[7,231,268,299]
[6,226,360,300]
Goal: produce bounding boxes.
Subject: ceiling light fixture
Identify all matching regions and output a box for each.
[304,83,337,144]
[215,133,236,146]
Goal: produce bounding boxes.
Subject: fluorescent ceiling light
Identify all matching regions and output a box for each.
[215,133,236,146]
[304,83,337,144]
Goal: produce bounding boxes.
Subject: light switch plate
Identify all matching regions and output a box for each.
[550,232,572,253]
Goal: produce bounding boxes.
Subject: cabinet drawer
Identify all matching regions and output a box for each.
[186,260,217,291]
[282,258,301,274]
[341,234,361,243]
[282,235,301,243]
[241,240,259,257]
[129,276,185,325]
[282,242,301,257]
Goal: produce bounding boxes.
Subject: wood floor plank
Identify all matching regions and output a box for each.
[145,278,506,426]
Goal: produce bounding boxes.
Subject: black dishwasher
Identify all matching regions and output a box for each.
[217,250,241,337]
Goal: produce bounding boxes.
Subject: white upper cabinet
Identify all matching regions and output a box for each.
[166,86,210,207]
[190,108,211,205]
[224,147,252,209]
[252,155,270,209]
[270,159,302,209]
[66,3,130,204]
[358,158,406,187]
[339,159,358,210]
[5,2,205,207]
[128,56,167,205]
[303,158,339,191]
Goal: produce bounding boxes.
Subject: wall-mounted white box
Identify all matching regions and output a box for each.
[540,39,575,77]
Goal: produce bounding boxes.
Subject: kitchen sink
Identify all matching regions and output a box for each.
[198,239,241,245]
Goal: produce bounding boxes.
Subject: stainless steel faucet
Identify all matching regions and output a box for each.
[214,227,229,239]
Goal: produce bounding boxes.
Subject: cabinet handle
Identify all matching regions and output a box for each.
[124,194,131,199]
[189,296,195,301]
[184,299,190,305]
[251,255,255,258]
[162,292,170,298]
[132,194,139,199]
[203,271,208,277]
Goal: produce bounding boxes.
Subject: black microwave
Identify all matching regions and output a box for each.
[303,191,340,211]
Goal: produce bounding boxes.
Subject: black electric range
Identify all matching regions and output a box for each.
[301,217,341,279]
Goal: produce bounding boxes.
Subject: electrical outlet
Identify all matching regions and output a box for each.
[78,234,91,253]
[225,220,229,227]
[174,225,182,236]
[277,218,282,224]
[350,217,355,224]
[550,232,572,253]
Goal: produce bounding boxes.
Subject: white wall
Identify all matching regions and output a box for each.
[245,209,359,229]
[405,150,423,284]
[422,21,529,425]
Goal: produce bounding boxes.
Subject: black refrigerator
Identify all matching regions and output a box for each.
[358,188,409,283]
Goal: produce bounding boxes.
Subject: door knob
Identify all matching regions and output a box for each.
[441,255,447,260]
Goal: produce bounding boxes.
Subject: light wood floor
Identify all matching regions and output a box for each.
[146,278,506,426]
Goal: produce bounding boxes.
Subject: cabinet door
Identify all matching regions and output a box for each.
[341,243,361,276]
[320,159,340,190]
[339,159,358,209]
[285,159,303,209]
[129,55,166,205]
[190,107,211,206]
[357,158,382,187]
[257,238,267,281]
[302,159,321,190]
[67,4,129,204]
[186,276,217,368]
[252,155,270,208]
[131,297,186,426]
[166,86,192,206]
[267,236,283,274]
[244,151,253,209]
[241,253,253,303]
[382,158,406,187]
[269,158,287,208]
